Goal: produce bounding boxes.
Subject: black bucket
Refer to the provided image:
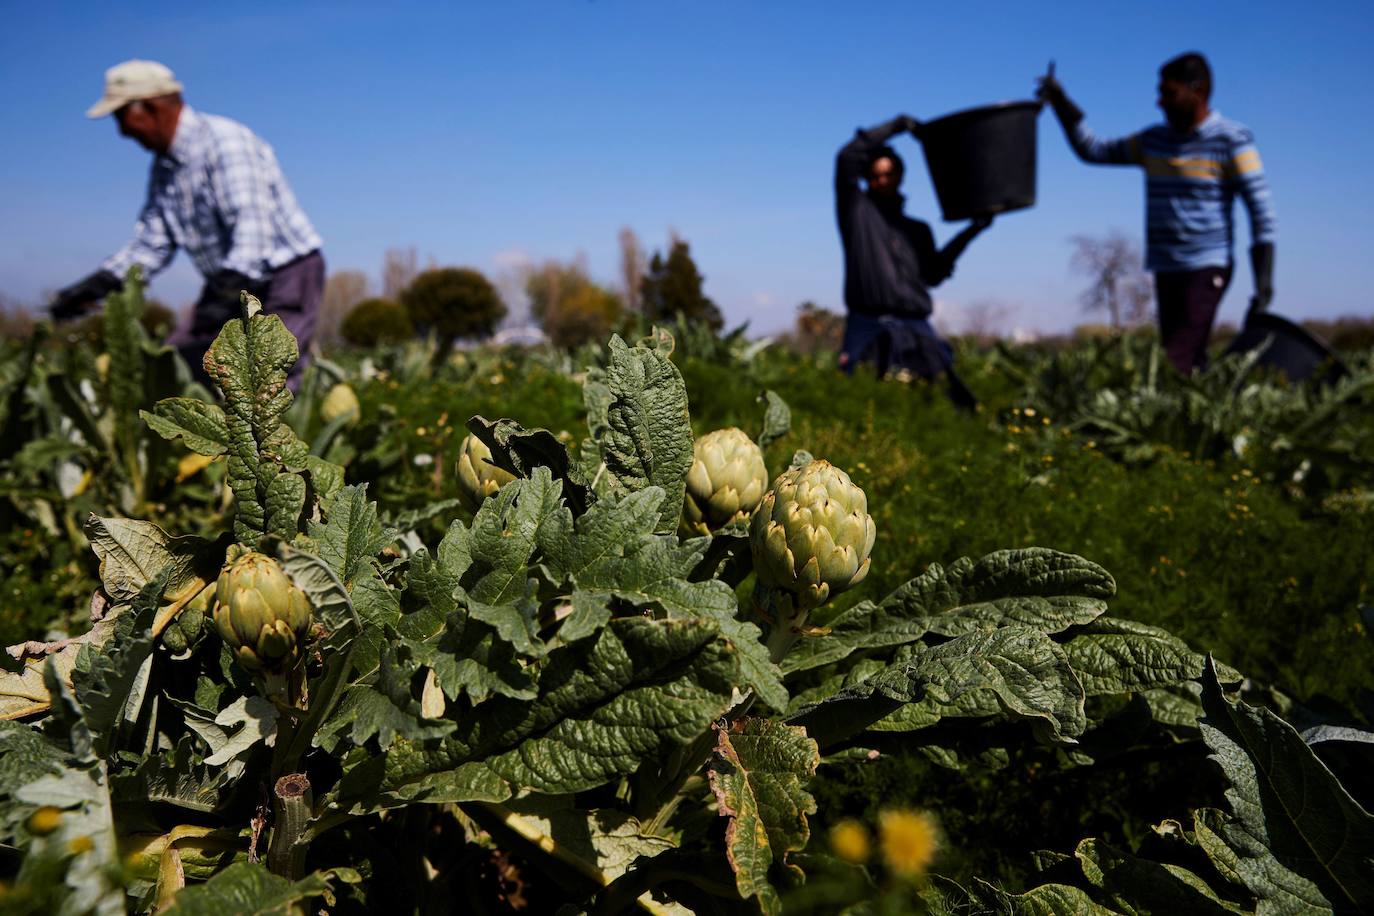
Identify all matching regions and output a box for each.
[1222,311,1347,383]
[919,101,1041,221]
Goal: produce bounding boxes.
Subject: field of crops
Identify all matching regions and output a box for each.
[2,277,1372,914]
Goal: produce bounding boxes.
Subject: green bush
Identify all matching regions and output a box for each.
[340,297,414,347]
[401,267,506,363]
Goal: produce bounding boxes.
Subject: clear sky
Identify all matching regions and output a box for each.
[2,1,1371,336]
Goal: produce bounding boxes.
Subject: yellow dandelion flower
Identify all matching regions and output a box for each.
[829,820,870,864]
[879,809,938,876]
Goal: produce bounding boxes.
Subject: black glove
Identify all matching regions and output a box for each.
[898,114,924,138]
[49,270,121,321]
[1248,242,1274,318]
[205,268,267,304]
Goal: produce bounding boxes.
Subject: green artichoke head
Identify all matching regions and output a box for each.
[320,383,361,425]
[456,434,517,513]
[212,551,312,675]
[681,427,770,536]
[750,459,876,610]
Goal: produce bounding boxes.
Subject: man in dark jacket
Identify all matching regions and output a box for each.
[836,115,991,407]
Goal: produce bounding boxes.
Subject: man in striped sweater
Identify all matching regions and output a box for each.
[1038,53,1276,373]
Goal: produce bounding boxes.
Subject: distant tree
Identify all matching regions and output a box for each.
[640,237,724,332]
[319,270,372,344]
[779,301,845,355]
[383,247,420,300]
[524,258,626,349]
[340,298,414,347]
[618,227,645,314]
[401,267,506,364]
[1070,232,1153,329]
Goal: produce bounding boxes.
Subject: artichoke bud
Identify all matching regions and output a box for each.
[456,434,517,513]
[320,382,361,425]
[162,586,211,656]
[212,550,312,675]
[680,428,769,537]
[749,459,876,611]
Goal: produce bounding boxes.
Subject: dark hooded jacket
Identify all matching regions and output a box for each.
[835,120,955,319]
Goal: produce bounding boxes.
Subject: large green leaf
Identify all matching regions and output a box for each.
[70,573,164,758]
[789,549,1112,675]
[789,626,1087,748]
[1063,618,1229,696]
[203,294,307,547]
[84,516,223,605]
[709,718,819,916]
[1198,659,1374,913]
[102,267,148,489]
[142,398,231,456]
[335,617,739,807]
[161,862,353,915]
[467,415,589,514]
[587,335,694,533]
[1072,837,1238,914]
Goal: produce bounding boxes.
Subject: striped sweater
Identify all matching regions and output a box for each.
[1069,111,1276,272]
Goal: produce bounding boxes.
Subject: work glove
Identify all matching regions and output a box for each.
[1247,242,1275,320]
[205,268,268,305]
[1035,71,1083,125]
[49,270,122,321]
[898,114,924,138]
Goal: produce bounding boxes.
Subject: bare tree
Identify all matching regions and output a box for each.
[318,270,371,344]
[618,227,645,313]
[1069,232,1153,329]
[382,247,420,300]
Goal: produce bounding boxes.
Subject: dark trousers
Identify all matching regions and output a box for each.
[170,251,326,391]
[1155,266,1231,374]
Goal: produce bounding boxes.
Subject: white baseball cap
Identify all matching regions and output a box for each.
[86,60,184,118]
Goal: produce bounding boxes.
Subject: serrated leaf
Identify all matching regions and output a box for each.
[0,721,67,837]
[709,718,819,916]
[464,467,566,607]
[204,300,310,546]
[308,484,394,587]
[322,643,455,750]
[71,572,164,758]
[336,617,738,807]
[110,736,231,813]
[590,335,693,533]
[142,398,230,456]
[1198,658,1374,913]
[103,269,148,473]
[789,626,1087,748]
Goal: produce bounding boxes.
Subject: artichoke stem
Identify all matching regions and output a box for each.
[267,773,313,880]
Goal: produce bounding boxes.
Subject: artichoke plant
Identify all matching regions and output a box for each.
[212,550,312,684]
[320,382,361,425]
[750,459,875,612]
[681,428,770,536]
[456,434,516,512]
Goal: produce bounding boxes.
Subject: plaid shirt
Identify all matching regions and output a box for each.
[103,106,321,282]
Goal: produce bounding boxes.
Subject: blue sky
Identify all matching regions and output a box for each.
[2,1,1371,335]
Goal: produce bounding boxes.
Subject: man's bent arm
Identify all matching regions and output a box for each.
[836,116,917,224]
[1040,79,1140,166]
[101,193,177,280]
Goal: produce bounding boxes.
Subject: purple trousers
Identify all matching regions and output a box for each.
[170,251,325,390]
[1155,266,1231,374]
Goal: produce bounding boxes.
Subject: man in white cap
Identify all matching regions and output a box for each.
[51,60,325,385]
